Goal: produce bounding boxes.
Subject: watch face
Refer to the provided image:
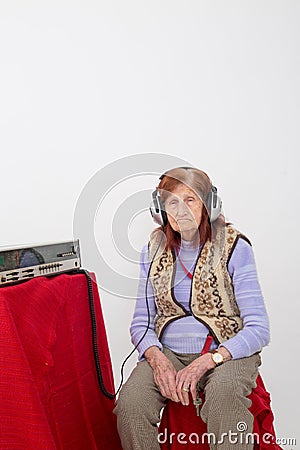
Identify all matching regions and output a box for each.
[213,352,223,364]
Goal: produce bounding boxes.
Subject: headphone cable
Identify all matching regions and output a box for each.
[78,228,165,400]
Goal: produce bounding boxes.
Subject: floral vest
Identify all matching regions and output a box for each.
[148,225,251,344]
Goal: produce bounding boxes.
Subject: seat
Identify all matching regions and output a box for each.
[159,373,282,449]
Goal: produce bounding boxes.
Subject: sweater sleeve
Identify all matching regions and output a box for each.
[219,237,271,359]
[130,245,163,360]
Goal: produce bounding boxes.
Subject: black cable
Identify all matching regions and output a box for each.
[72,265,152,399]
[75,230,165,400]
[74,268,116,399]
[64,266,150,399]
[113,230,165,393]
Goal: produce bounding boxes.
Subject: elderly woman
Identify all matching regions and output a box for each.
[114,167,270,450]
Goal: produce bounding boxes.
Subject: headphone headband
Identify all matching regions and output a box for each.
[159,166,194,180]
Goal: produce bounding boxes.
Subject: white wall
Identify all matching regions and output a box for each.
[1,1,299,445]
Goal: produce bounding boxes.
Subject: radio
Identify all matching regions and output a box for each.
[0,240,81,286]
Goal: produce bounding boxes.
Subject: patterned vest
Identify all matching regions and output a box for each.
[148,225,250,344]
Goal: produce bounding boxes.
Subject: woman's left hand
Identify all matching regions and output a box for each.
[175,353,214,405]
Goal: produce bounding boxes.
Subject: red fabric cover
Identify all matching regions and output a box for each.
[0,272,122,450]
[159,373,282,449]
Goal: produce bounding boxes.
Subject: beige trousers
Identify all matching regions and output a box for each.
[114,347,261,450]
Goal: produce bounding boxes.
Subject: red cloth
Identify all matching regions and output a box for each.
[159,373,282,450]
[0,272,122,450]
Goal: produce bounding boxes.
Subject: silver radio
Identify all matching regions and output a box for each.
[0,240,81,286]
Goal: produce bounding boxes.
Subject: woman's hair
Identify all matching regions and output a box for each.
[152,167,225,250]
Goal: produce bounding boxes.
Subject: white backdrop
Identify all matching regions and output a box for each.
[1,1,299,446]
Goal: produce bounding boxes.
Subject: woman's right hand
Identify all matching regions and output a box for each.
[144,346,180,403]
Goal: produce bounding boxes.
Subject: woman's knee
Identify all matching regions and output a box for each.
[115,378,165,415]
[115,383,144,415]
[204,355,260,401]
[206,377,251,404]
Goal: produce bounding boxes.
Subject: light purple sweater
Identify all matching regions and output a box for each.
[130,237,270,361]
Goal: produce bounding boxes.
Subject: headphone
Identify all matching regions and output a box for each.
[149,167,223,226]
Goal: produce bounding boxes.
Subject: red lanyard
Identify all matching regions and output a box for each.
[175,246,214,353]
[175,246,193,279]
[201,334,214,354]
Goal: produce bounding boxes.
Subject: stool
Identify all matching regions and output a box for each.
[159,373,282,450]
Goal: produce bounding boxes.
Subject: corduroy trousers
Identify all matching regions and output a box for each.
[114,347,262,450]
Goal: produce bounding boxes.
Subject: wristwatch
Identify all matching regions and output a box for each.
[210,350,224,366]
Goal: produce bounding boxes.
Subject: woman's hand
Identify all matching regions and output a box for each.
[144,346,180,402]
[176,347,232,405]
[175,353,215,405]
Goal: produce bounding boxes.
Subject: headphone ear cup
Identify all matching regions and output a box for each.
[149,190,168,226]
[160,209,168,227]
[207,187,222,222]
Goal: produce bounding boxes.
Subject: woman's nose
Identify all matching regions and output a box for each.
[176,200,188,216]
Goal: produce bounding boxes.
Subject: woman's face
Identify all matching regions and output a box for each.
[164,183,203,240]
